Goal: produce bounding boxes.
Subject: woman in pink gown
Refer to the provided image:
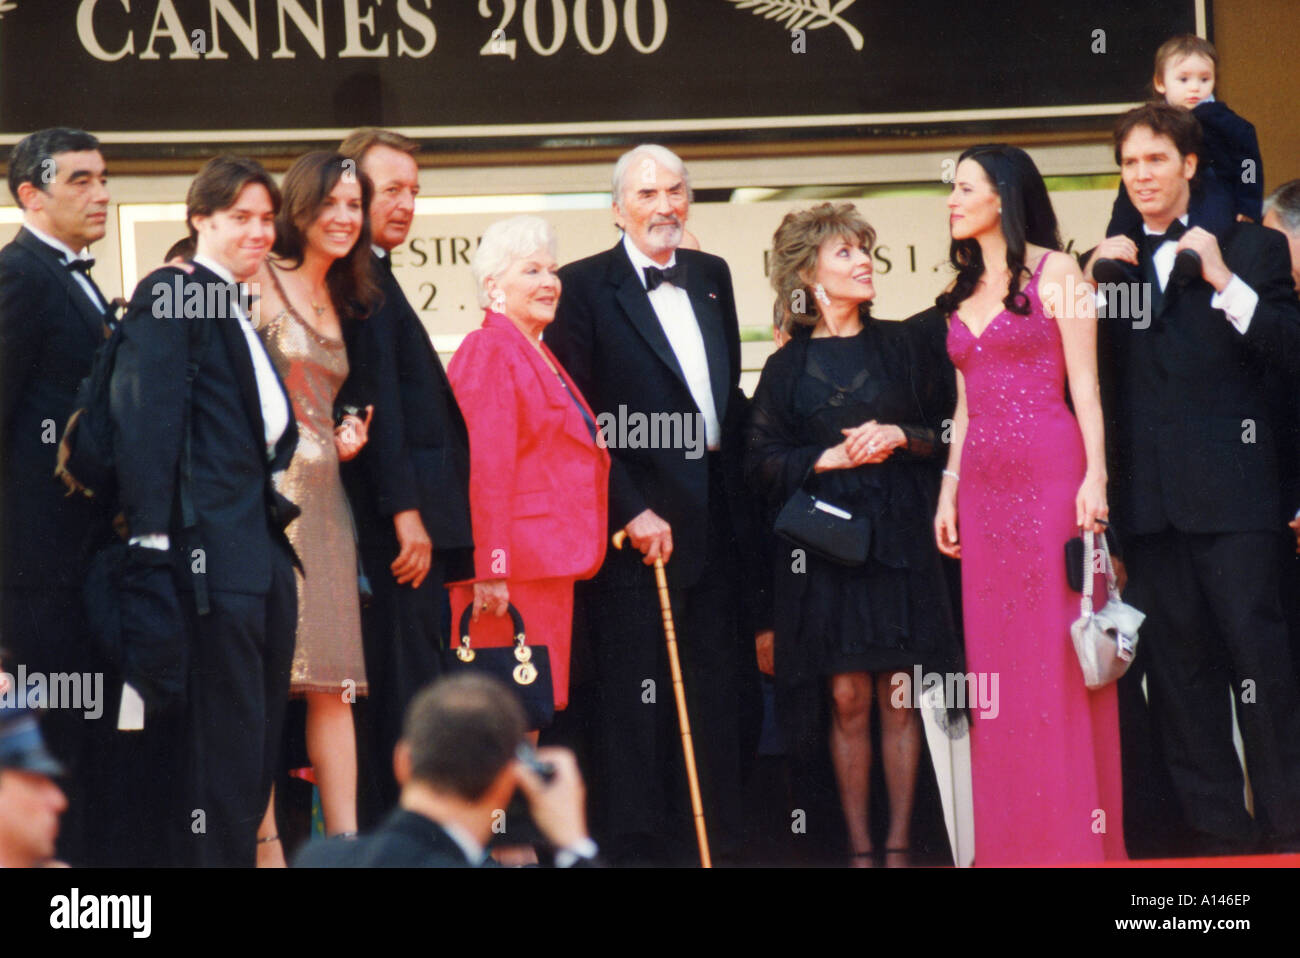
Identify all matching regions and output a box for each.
[934,145,1126,865]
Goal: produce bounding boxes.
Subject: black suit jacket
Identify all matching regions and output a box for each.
[294,809,477,867]
[293,807,601,868]
[1098,222,1300,537]
[0,226,111,593]
[339,254,474,581]
[546,241,751,588]
[110,262,298,594]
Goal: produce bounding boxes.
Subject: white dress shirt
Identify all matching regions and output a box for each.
[622,233,721,449]
[1145,214,1259,333]
[194,254,291,454]
[24,221,106,314]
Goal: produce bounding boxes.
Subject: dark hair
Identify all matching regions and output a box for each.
[401,674,527,801]
[769,201,876,336]
[1112,102,1202,166]
[7,127,101,206]
[163,236,196,263]
[1151,34,1218,97]
[338,127,418,165]
[935,144,1062,317]
[186,155,282,241]
[273,151,380,321]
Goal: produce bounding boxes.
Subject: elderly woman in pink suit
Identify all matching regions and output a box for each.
[447,215,610,721]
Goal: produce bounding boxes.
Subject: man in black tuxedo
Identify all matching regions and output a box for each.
[1262,181,1300,694]
[337,129,474,828]
[545,145,758,865]
[0,128,113,861]
[110,156,299,866]
[1087,103,1300,856]
[294,674,597,868]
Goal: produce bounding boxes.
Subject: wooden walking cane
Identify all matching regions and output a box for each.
[612,529,712,868]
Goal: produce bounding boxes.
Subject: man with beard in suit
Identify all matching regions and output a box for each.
[1086,103,1300,856]
[0,127,113,862]
[545,144,759,865]
[336,129,475,828]
[111,156,300,866]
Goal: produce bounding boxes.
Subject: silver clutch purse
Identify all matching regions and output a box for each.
[1069,529,1144,690]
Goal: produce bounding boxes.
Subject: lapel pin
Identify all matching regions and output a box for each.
[708,292,717,299]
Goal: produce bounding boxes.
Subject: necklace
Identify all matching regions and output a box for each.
[294,268,330,317]
[308,281,330,317]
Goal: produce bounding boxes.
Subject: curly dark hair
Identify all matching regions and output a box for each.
[935,144,1062,318]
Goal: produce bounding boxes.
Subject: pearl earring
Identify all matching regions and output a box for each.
[814,283,830,306]
[491,289,505,313]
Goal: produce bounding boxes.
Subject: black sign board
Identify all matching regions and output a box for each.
[0,0,1202,153]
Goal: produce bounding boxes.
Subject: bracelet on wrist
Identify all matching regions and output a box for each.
[942,469,960,482]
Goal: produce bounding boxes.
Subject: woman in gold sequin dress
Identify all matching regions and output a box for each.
[252,152,381,863]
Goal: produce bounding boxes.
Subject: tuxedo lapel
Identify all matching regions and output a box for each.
[608,244,689,389]
[682,256,731,426]
[192,263,271,457]
[15,227,107,342]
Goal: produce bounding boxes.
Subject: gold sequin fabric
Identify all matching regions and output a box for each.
[257,303,368,697]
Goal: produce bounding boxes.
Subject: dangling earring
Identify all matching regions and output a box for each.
[997,206,1003,215]
[490,288,506,313]
[814,283,830,306]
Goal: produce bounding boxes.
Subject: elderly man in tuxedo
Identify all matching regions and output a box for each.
[545,144,758,865]
[336,129,475,828]
[111,156,299,866]
[1086,103,1300,856]
[0,127,113,862]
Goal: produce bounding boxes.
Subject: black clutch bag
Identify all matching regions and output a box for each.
[774,488,870,566]
[1065,528,1119,592]
[443,602,555,731]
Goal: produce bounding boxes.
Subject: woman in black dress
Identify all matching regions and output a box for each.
[746,202,955,866]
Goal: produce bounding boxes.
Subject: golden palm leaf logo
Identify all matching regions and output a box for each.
[723,0,864,50]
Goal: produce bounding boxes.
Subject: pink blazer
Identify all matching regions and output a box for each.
[447,311,610,584]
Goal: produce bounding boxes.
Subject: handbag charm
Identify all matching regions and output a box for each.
[454,614,537,685]
[513,641,537,686]
[1069,529,1144,689]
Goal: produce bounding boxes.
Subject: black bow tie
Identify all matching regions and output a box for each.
[64,257,96,274]
[643,263,683,291]
[1146,220,1187,251]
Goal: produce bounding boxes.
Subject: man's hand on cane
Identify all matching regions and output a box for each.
[624,508,673,566]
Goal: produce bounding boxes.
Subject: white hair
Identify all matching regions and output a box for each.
[610,144,692,213]
[470,215,558,308]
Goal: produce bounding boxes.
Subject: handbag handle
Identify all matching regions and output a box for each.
[1078,529,1121,618]
[453,601,527,663]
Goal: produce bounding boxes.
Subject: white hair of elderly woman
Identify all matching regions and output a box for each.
[470,215,559,308]
[610,144,693,212]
